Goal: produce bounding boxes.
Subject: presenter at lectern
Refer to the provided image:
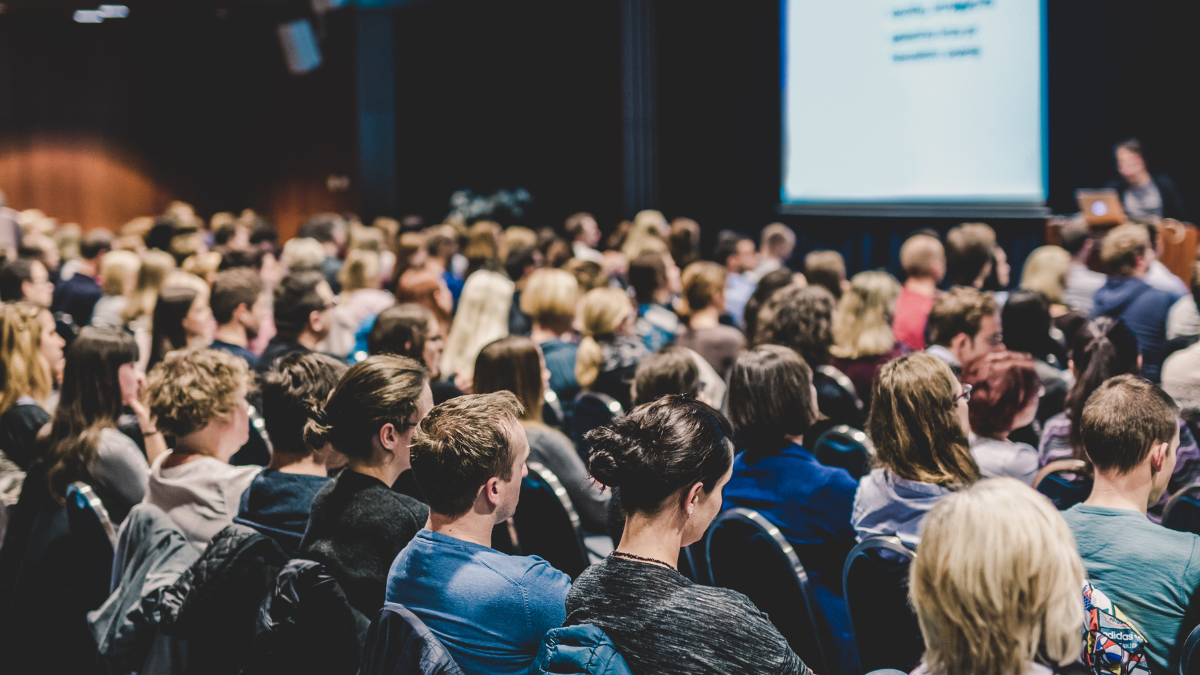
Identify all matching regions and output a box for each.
[1107,138,1188,222]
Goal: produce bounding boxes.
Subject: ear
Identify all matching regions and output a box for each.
[484,476,503,510]
[308,309,323,330]
[684,482,704,517]
[377,422,398,451]
[1149,441,1169,476]
[950,332,970,353]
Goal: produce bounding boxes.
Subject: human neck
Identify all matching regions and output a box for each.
[426,257,446,274]
[530,323,572,344]
[1128,171,1152,188]
[689,306,721,329]
[428,508,495,548]
[617,511,685,569]
[1085,470,1152,515]
[268,450,327,476]
[347,455,404,488]
[295,330,321,351]
[77,259,99,278]
[169,432,222,464]
[214,323,247,347]
[905,277,939,296]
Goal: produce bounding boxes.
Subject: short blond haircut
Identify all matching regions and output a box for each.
[100,250,141,296]
[520,268,579,329]
[900,234,945,279]
[829,270,901,360]
[1100,223,1150,277]
[281,237,326,271]
[911,478,1084,675]
[1020,246,1071,304]
[680,261,726,317]
[147,348,254,438]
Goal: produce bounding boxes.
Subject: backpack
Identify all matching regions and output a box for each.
[1082,581,1151,675]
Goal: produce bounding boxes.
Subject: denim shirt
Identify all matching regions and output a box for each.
[851,468,953,547]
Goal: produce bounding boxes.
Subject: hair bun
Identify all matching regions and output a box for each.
[585,426,649,488]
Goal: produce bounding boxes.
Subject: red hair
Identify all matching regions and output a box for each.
[962,351,1040,437]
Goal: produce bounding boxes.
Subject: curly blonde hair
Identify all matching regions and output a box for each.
[147,348,253,438]
[829,270,901,360]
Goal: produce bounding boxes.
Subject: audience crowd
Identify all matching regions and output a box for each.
[1,187,1199,675]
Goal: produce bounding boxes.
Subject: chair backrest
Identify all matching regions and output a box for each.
[67,481,118,547]
[812,425,874,480]
[1033,459,1093,511]
[510,461,591,579]
[817,365,863,412]
[1164,484,1200,535]
[705,507,834,675]
[1182,622,1200,675]
[842,536,923,673]
[65,481,117,597]
[360,602,464,675]
[572,391,623,461]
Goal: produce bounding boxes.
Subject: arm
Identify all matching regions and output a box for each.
[126,371,168,465]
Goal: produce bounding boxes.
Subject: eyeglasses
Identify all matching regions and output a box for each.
[954,384,973,404]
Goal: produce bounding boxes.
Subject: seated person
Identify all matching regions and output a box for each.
[828,271,910,411]
[925,286,1001,376]
[1001,289,1071,422]
[367,303,455,404]
[208,267,266,369]
[629,250,681,353]
[387,392,571,675]
[911,478,1085,675]
[961,351,1042,485]
[944,222,997,289]
[576,287,649,413]
[521,268,582,410]
[804,249,848,300]
[299,355,432,618]
[631,346,700,406]
[852,353,979,546]
[673,262,745,379]
[725,345,858,673]
[257,270,336,375]
[1062,375,1200,674]
[146,348,261,549]
[566,395,810,674]
[233,352,347,555]
[894,233,945,351]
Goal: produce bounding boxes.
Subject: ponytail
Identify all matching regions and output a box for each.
[576,335,603,389]
[576,287,634,391]
[1064,318,1140,458]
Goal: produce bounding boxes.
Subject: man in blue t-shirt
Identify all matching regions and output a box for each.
[387,392,571,675]
[1062,375,1200,675]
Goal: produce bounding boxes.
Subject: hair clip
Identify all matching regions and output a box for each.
[314,408,330,425]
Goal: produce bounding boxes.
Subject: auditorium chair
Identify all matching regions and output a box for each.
[706,507,834,675]
[1033,460,1092,511]
[813,425,874,480]
[506,461,592,579]
[359,602,465,675]
[571,391,623,463]
[1163,484,1200,536]
[1181,623,1200,675]
[843,536,923,673]
[66,481,118,594]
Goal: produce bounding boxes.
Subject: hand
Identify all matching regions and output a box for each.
[455,369,473,395]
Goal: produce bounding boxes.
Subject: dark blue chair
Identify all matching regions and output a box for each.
[359,602,464,675]
[813,425,874,481]
[706,508,834,675]
[65,481,117,596]
[571,391,623,463]
[1181,622,1200,675]
[843,536,922,674]
[1033,460,1092,511]
[1164,484,1200,536]
[508,461,591,579]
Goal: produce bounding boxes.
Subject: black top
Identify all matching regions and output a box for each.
[299,469,429,617]
[1108,173,1188,222]
[51,273,102,327]
[0,401,51,470]
[210,340,261,370]
[256,337,312,376]
[565,556,810,675]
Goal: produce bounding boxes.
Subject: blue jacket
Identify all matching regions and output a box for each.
[531,624,633,675]
[1091,276,1175,382]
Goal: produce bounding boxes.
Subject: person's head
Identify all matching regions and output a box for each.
[961,351,1041,439]
[804,250,848,300]
[755,284,835,368]
[628,251,671,306]
[829,270,901,360]
[927,286,1002,365]
[504,243,542,284]
[945,223,997,288]
[210,267,266,339]
[1019,246,1070,305]
[261,352,348,459]
[713,231,756,275]
[1114,138,1149,183]
[1064,318,1140,456]
[1081,375,1179,505]
[565,212,601,248]
[0,303,56,413]
[575,287,635,389]
[474,336,546,424]
[729,345,821,454]
[150,286,209,366]
[1100,223,1151,278]
[368,303,445,379]
[0,259,53,307]
[632,346,700,406]
[440,269,514,378]
[869,352,978,487]
[759,223,796,262]
[122,249,175,325]
[1000,289,1058,362]
[679,261,726,320]
[424,227,457,265]
[668,218,701,269]
[99,250,140,297]
[900,234,946,283]
[281,237,326,272]
[298,213,347,253]
[393,231,428,282]
[42,327,140,500]
[520,268,580,334]
[79,228,113,262]
[981,245,1011,292]
[588,395,734,546]
[1060,218,1093,262]
[273,270,335,342]
[911,478,1085,675]
[339,248,381,293]
[410,391,528,522]
[303,355,432,480]
[743,269,798,343]
[148,348,252,459]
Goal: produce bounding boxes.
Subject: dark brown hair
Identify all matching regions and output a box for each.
[729,345,822,454]
[804,250,847,300]
[149,286,198,369]
[945,223,997,287]
[961,351,1041,437]
[628,251,668,306]
[274,270,327,338]
[410,391,525,517]
[744,269,796,343]
[368,303,435,363]
[755,284,836,368]
[261,352,348,455]
[473,336,544,423]
[1064,318,1140,459]
[209,267,263,325]
[1081,375,1178,474]
[633,347,700,406]
[302,354,428,459]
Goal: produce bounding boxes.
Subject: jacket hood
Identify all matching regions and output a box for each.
[1093,276,1151,318]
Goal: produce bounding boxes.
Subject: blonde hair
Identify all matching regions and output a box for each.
[679,261,726,319]
[576,287,634,389]
[440,270,514,378]
[520,268,580,330]
[1020,246,1071,304]
[499,226,537,263]
[0,303,53,414]
[100,250,141,296]
[340,248,381,293]
[181,251,222,283]
[281,237,326,271]
[900,234,945,279]
[122,249,175,325]
[911,478,1084,675]
[829,270,901,360]
[147,348,254,439]
[622,210,669,260]
[1100,224,1149,277]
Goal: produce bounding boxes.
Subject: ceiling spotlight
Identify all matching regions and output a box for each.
[73,9,104,23]
[98,4,129,18]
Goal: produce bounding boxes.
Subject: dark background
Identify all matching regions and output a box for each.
[0,0,1196,273]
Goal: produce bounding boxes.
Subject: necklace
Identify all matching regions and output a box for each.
[611,550,677,570]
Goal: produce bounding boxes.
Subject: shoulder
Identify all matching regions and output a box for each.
[519,556,573,592]
[381,489,430,522]
[97,427,141,454]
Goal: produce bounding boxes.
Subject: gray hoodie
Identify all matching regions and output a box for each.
[850,468,953,548]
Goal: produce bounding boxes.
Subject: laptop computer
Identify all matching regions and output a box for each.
[1076,189,1127,226]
